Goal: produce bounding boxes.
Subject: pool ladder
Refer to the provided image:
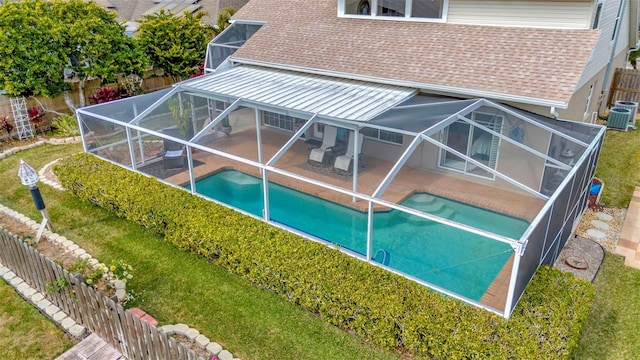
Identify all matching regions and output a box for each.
[374,249,389,266]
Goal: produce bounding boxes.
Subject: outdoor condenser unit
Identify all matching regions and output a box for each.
[607,107,631,130]
[614,100,639,126]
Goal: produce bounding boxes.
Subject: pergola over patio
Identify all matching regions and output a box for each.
[76,64,604,318]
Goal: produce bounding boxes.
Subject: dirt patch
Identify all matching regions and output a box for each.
[0,213,35,239]
[171,334,211,359]
[0,213,76,269]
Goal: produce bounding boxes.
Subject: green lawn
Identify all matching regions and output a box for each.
[0,143,398,360]
[573,253,640,359]
[595,128,640,207]
[572,127,640,359]
[0,281,74,359]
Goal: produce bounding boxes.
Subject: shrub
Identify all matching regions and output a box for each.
[28,106,45,134]
[56,153,595,359]
[90,87,121,104]
[1,115,13,136]
[51,114,80,137]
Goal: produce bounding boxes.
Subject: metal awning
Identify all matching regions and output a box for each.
[178,65,417,121]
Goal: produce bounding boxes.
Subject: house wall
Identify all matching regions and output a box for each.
[362,136,406,163]
[447,0,593,29]
[575,0,630,91]
[494,118,550,192]
[509,48,627,122]
[398,113,551,193]
[629,0,639,47]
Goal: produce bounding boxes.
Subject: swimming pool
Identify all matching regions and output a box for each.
[186,170,529,301]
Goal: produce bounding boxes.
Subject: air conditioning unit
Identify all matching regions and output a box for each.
[614,100,639,126]
[607,107,631,130]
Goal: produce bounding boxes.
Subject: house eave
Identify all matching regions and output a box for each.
[231,57,570,110]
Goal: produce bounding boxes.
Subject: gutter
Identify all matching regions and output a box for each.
[230,57,570,109]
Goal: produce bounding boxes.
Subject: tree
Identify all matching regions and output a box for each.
[53,0,148,110]
[213,6,236,36]
[0,0,148,112]
[137,10,214,81]
[0,1,69,98]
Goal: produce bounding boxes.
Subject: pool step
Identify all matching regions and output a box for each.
[408,193,437,204]
[433,207,456,220]
[397,205,456,224]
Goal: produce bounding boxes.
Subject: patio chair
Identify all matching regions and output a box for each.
[333,131,364,175]
[308,125,338,166]
[162,129,185,169]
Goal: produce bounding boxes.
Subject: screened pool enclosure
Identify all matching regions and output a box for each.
[76,65,604,317]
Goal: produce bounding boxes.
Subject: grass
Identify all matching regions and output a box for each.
[595,128,640,207]
[573,253,640,359]
[0,281,74,359]
[0,143,398,360]
[572,127,640,359]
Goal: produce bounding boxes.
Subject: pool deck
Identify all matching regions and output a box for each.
[161,127,535,312]
[166,128,544,221]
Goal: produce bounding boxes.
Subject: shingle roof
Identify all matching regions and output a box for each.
[108,0,248,24]
[231,0,600,106]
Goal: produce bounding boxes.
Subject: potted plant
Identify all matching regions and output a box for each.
[168,97,191,139]
[220,116,232,136]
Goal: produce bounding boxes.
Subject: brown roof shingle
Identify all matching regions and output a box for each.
[232,0,600,105]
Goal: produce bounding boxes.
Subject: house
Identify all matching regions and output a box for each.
[96,0,249,25]
[76,0,631,317]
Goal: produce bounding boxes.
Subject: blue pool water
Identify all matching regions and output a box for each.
[186,170,529,301]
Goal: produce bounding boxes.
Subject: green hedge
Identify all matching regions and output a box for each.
[56,153,594,359]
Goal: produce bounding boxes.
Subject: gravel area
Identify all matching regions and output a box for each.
[553,207,626,282]
[574,207,626,252]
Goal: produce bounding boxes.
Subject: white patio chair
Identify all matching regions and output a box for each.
[308,125,338,166]
[333,131,364,175]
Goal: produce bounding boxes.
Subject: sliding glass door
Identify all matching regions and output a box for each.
[440,112,503,179]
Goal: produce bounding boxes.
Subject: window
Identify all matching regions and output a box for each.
[262,111,296,131]
[341,0,446,21]
[592,1,603,29]
[362,127,403,145]
[584,83,594,114]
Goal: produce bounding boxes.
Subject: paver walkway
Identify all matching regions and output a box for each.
[615,186,640,268]
[55,334,123,360]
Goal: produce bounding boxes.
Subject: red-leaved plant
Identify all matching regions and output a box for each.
[28,106,45,134]
[90,87,121,104]
[1,115,14,137]
[190,62,205,78]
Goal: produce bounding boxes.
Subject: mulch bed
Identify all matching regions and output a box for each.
[0,213,77,271]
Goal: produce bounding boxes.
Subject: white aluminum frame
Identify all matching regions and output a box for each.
[76,76,606,318]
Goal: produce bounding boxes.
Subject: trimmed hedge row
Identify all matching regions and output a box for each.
[56,153,594,359]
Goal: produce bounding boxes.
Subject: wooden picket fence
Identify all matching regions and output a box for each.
[607,68,640,107]
[0,228,204,360]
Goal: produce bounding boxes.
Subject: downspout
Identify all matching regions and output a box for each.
[550,106,559,119]
[602,0,628,94]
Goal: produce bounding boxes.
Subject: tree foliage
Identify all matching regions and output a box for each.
[137,10,214,80]
[214,6,236,36]
[0,0,68,97]
[52,0,148,85]
[0,0,148,110]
